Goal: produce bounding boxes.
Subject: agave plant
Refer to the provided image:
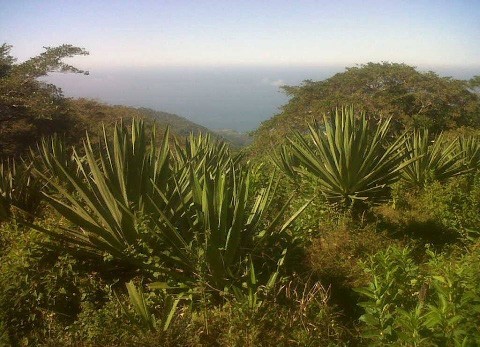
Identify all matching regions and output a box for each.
[401,130,466,187]
[30,134,79,188]
[0,159,43,222]
[456,135,480,171]
[144,156,309,293]
[174,132,242,175]
[274,107,409,206]
[34,119,176,272]
[121,281,179,332]
[164,162,308,289]
[37,119,307,295]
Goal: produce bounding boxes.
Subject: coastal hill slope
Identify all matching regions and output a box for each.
[68,98,213,137]
[251,62,480,155]
[69,99,251,148]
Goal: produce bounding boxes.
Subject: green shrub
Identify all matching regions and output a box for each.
[355,246,421,344]
[0,227,81,345]
[56,299,131,345]
[377,173,480,248]
[356,244,480,346]
[0,218,118,345]
[419,174,480,236]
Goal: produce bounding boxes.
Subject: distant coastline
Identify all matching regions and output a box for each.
[46,65,480,132]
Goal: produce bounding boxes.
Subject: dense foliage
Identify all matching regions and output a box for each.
[1,113,479,345]
[356,245,480,345]
[1,47,480,345]
[0,43,88,157]
[253,62,480,154]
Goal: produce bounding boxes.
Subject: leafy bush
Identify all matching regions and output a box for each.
[418,175,480,236]
[377,173,480,247]
[55,298,131,345]
[355,246,421,344]
[356,244,480,346]
[0,226,81,345]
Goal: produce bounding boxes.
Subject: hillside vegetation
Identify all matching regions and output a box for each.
[212,128,252,147]
[1,45,480,346]
[66,99,217,144]
[0,44,217,158]
[252,62,480,155]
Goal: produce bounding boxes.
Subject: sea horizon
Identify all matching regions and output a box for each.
[46,64,480,132]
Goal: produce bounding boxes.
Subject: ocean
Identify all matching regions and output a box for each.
[46,65,479,132]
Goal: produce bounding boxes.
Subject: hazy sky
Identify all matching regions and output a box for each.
[1,0,479,68]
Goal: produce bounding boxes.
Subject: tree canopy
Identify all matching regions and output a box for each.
[252,62,480,154]
[0,44,88,157]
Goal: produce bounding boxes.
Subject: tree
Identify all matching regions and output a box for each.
[253,63,480,154]
[470,76,480,91]
[0,44,89,157]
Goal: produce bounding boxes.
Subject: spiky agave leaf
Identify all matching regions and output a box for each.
[122,281,180,332]
[271,145,300,181]
[0,158,43,222]
[457,135,480,171]
[125,281,157,331]
[275,106,409,206]
[36,121,307,294]
[174,132,242,176]
[36,119,181,272]
[30,134,77,182]
[401,130,466,187]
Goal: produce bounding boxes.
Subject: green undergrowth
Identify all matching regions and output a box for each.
[2,117,480,346]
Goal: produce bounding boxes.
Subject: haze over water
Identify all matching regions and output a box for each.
[4,1,479,131]
[48,65,479,132]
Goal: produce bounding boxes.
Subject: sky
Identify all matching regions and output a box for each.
[1,0,480,69]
